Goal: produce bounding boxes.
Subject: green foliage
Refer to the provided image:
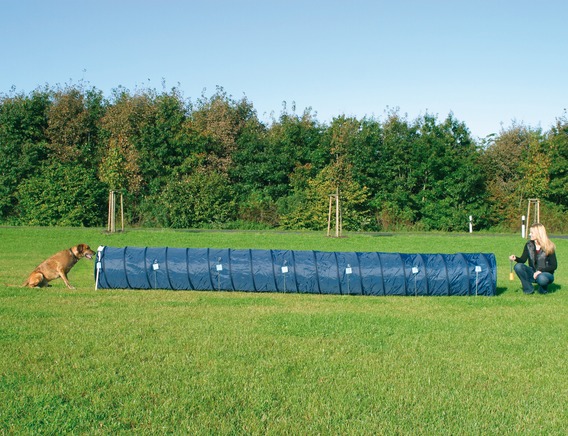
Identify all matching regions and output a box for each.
[235,191,280,227]
[98,136,142,193]
[41,84,107,174]
[230,107,325,205]
[518,128,550,199]
[0,89,51,219]
[539,201,568,233]
[189,88,257,173]
[413,114,489,231]
[0,85,567,231]
[157,162,237,228]
[136,90,192,182]
[280,165,371,231]
[481,124,533,228]
[280,117,373,231]
[546,116,568,208]
[366,111,421,229]
[14,163,107,226]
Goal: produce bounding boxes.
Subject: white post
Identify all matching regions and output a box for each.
[469,215,473,233]
[346,264,352,295]
[412,267,419,296]
[521,215,526,238]
[475,266,482,296]
[95,246,104,290]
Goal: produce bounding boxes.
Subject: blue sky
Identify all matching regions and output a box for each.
[1,0,567,139]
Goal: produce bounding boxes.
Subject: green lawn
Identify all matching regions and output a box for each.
[1,227,566,434]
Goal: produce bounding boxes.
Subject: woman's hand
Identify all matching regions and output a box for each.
[533,271,541,280]
[509,255,516,261]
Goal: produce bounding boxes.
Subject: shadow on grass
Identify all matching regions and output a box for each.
[495,287,507,296]
[498,283,561,296]
[547,283,561,294]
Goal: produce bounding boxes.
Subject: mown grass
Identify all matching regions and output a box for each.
[1,226,567,434]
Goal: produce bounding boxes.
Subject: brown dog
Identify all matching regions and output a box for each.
[23,244,95,289]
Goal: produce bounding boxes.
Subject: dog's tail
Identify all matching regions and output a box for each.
[0,280,28,288]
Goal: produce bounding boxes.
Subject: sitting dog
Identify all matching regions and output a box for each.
[23,244,95,289]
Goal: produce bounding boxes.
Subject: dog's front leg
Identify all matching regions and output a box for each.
[59,271,75,289]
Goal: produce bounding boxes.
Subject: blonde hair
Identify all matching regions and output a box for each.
[530,223,556,255]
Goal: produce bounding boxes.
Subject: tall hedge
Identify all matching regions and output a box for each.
[1,84,567,232]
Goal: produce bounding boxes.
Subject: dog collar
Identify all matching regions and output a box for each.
[69,249,79,261]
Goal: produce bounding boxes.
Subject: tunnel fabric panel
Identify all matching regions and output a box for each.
[145,247,170,289]
[209,248,230,291]
[358,252,384,296]
[293,250,319,294]
[424,254,449,296]
[95,246,497,296]
[444,254,470,296]
[336,251,362,295]
[316,251,340,295]
[250,249,274,292]
[185,248,211,291]
[271,250,296,293]
[380,253,406,296]
[124,246,148,289]
[166,248,191,290]
[403,253,428,296]
[466,252,497,296]
[229,249,254,292]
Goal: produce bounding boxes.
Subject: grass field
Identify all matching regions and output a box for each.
[1,226,567,434]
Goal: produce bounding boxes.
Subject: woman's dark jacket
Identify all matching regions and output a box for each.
[514,240,557,273]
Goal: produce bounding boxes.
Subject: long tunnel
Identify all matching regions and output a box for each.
[94,246,497,296]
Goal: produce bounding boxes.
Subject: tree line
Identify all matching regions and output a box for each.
[1,84,567,232]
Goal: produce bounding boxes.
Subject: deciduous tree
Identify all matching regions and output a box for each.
[0,89,50,220]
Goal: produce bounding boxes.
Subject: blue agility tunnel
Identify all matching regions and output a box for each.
[94,246,497,296]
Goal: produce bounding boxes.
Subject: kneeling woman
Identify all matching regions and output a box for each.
[509,223,557,294]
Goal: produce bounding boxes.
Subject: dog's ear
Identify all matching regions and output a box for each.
[76,244,84,254]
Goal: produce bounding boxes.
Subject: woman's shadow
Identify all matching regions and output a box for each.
[545,283,561,294]
[496,283,561,295]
